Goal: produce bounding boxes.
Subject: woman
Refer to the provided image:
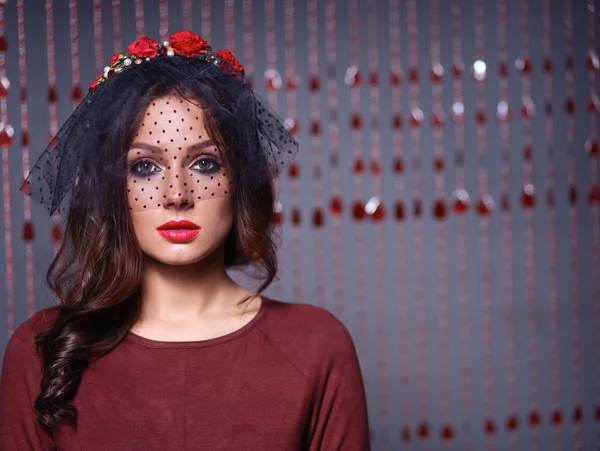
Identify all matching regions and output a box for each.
[0,31,370,450]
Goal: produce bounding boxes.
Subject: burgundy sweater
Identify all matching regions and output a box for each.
[0,297,370,450]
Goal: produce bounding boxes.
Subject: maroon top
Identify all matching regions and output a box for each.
[0,297,370,450]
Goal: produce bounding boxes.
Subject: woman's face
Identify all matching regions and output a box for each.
[126,93,233,265]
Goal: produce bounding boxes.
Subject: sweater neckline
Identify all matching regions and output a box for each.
[124,295,270,349]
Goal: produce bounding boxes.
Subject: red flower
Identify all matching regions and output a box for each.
[109,51,121,66]
[169,30,209,57]
[89,74,104,92]
[214,49,245,75]
[127,36,159,58]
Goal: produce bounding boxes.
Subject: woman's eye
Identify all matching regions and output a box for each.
[129,160,160,177]
[193,157,221,174]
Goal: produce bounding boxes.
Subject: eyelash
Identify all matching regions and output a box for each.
[128,156,222,178]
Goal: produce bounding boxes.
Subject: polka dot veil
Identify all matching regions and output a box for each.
[19,47,299,217]
[126,95,232,213]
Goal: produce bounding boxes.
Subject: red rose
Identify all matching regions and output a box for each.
[89,75,104,92]
[169,30,209,57]
[127,36,158,58]
[109,51,121,66]
[214,49,245,75]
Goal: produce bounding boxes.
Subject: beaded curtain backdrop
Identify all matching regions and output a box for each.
[0,1,599,450]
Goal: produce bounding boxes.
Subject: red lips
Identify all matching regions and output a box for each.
[157,220,200,230]
[157,220,201,243]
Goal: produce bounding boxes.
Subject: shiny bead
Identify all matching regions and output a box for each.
[452,188,470,214]
[476,109,487,124]
[123,58,132,66]
[71,85,82,100]
[352,157,364,173]
[162,40,169,47]
[284,117,299,135]
[310,120,321,136]
[417,422,430,439]
[408,67,418,82]
[135,58,143,64]
[573,406,583,422]
[433,198,446,220]
[476,193,495,216]
[312,208,325,227]
[588,184,600,204]
[291,208,302,226]
[344,66,361,87]
[285,75,299,91]
[565,97,576,114]
[167,50,174,57]
[587,94,600,114]
[287,161,300,178]
[472,60,487,81]
[515,57,532,73]
[352,201,366,220]
[330,196,343,215]
[551,410,563,426]
[484,419,496,435]
[521,184,535,208]
[393,157,404,174]
[368,71,378,86]
[452,62,463,78]
[431,112,445,128]
[451,102,465,124]
[585,138,599,156]
[394,201,405,221]
[497,101,511,122]
[350,113,362,130]
[586,49,599,70]
[506,415,519,431]
[22,221,34,241]
[521,97,535,118]
[51,223,62,244]
[498,61,509,77]
[409,108,424,127]
[440,424,454,440]
[265,68,282,90]
[569,184,577,204]
[0,76,9,97]
[529,410,541,427]
[0,124,14,146]
[430,63,444,83]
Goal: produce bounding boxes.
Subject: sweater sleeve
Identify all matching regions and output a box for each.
[0,331,56,451]
[307,319,371,451]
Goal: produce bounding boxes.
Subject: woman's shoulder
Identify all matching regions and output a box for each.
[265,298,346,330]
[10,306,59,344]
[261,297,356,353]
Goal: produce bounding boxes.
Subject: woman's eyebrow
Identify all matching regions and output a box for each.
[129,140,215,153]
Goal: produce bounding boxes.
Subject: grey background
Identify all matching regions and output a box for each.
[0,0,599,450]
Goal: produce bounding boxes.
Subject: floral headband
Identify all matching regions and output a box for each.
[89,30,245,92]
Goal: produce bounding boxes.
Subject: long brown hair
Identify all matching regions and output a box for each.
[32,70,279,437]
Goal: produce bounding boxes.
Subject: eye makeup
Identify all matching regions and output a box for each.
[127,154,222,178]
